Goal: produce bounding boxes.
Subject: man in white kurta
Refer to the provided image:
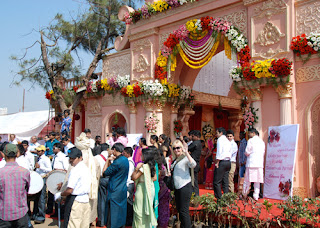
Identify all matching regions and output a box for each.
[243,128,265,200]
[227,130,238,193]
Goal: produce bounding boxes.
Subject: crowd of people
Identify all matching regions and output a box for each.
[0,124,265,228]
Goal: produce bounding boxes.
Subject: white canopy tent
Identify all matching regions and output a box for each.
[0,110,53,142]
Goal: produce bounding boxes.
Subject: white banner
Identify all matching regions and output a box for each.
[264,124,299,200]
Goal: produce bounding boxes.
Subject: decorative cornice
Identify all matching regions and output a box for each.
[296,65,320,83]
[129,28,159,42]
[171,104,180,114]
[243,88,263,101]
[193,91,242,110]
[143,100,154,112]
[127,101,137,114]
[155,100,165,112]
[275,83,293,99]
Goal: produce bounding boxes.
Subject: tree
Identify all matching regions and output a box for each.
[11,0,134,117]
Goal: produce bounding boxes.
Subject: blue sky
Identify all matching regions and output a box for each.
[0,0,141,114]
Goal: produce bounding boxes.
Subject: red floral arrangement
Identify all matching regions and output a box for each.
[132,11,141,23]
[270,58,292,77]
[174,120,183,135]
[164,34,179,49]
[279,179,291,196]
[242,65,255,81]
[290,34,317,56]
[238,46,252,67]
[45,91,52,100]
[200,16,213,31]
[155,65,167,80]
[120,87,128,97]
[73,86,79,92]
[96,80,102,91]
[133,83,143,97]
[269,129,280,144]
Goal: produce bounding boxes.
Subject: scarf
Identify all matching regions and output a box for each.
[75,132,98,199]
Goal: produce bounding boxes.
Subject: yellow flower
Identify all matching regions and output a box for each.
[157,51,168,67]
[152,0,169,12]
[101,78,112,91]
[252,59,274,78]
[161,78,168,85]
[49,90,54,95]
[186,19,198,33]
[168,83,180,97]
[126,85,134,97]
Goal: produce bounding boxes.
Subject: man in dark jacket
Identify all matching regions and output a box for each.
[188,130,202,196]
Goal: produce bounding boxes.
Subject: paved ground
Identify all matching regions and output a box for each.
[31,218,60,228]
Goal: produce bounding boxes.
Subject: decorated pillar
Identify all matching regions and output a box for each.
[170,104,180,140]
[244,88,263,135]
[128,101,137,134]
[154,100,165,137]
[143,99,154,145]
[179,106,195,137]
[275,83,293,125]
[229,111,243,141]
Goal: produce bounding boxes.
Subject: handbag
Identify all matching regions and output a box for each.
[163,155,185,191]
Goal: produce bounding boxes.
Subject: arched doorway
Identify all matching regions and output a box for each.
[106,111,128,134]
[307,95,320,197]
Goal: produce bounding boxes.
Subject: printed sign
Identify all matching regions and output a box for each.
[263,124,299,200]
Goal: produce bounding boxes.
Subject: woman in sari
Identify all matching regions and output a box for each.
[132,147,157,228]
[132,137,148,166]
[156,146,170,228]
[150,135,159,149]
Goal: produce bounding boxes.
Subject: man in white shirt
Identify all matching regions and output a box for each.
[52,143,69,171]
[62,136,74,155]
[22,140,35,171]
[226,130,238,193]
[243,128,265,201]
[9,134,18,144]
[84,128,95,149]
[28,136,40,153]
[123,147,135,226]
[33,145,52,224]
[213,127,232,199]
[55,147,91,228]
[95,143,109,227]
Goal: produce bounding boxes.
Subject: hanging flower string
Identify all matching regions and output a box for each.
[174,119,183,136]
[243,107,259,132]
[145,112,160,133]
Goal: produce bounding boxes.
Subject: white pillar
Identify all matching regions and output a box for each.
[170,104,180,140]
[276,83,293,125]
[143,100,154,145]
[245,88,263,136]
[128,101,137,134]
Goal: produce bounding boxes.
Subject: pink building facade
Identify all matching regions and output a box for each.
[75,0,320,198]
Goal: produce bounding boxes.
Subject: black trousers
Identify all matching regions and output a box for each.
[175,182,193,228]
[193,168,199,196]
[0,214,29,228]
[213,160,231,199]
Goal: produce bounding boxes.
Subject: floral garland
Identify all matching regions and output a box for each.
[145,112,159,133]
[173,119,183,136]
[202,124,213,139]
[124,0,200,25]
[243,107,258,131]
[291,33,320,63]
[155,16,249,80]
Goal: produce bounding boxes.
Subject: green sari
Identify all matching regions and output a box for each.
[132,164,157,228]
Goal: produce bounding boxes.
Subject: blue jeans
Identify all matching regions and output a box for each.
[97,176,109,226]
[33,178,46,221]
[239,164,246,178]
